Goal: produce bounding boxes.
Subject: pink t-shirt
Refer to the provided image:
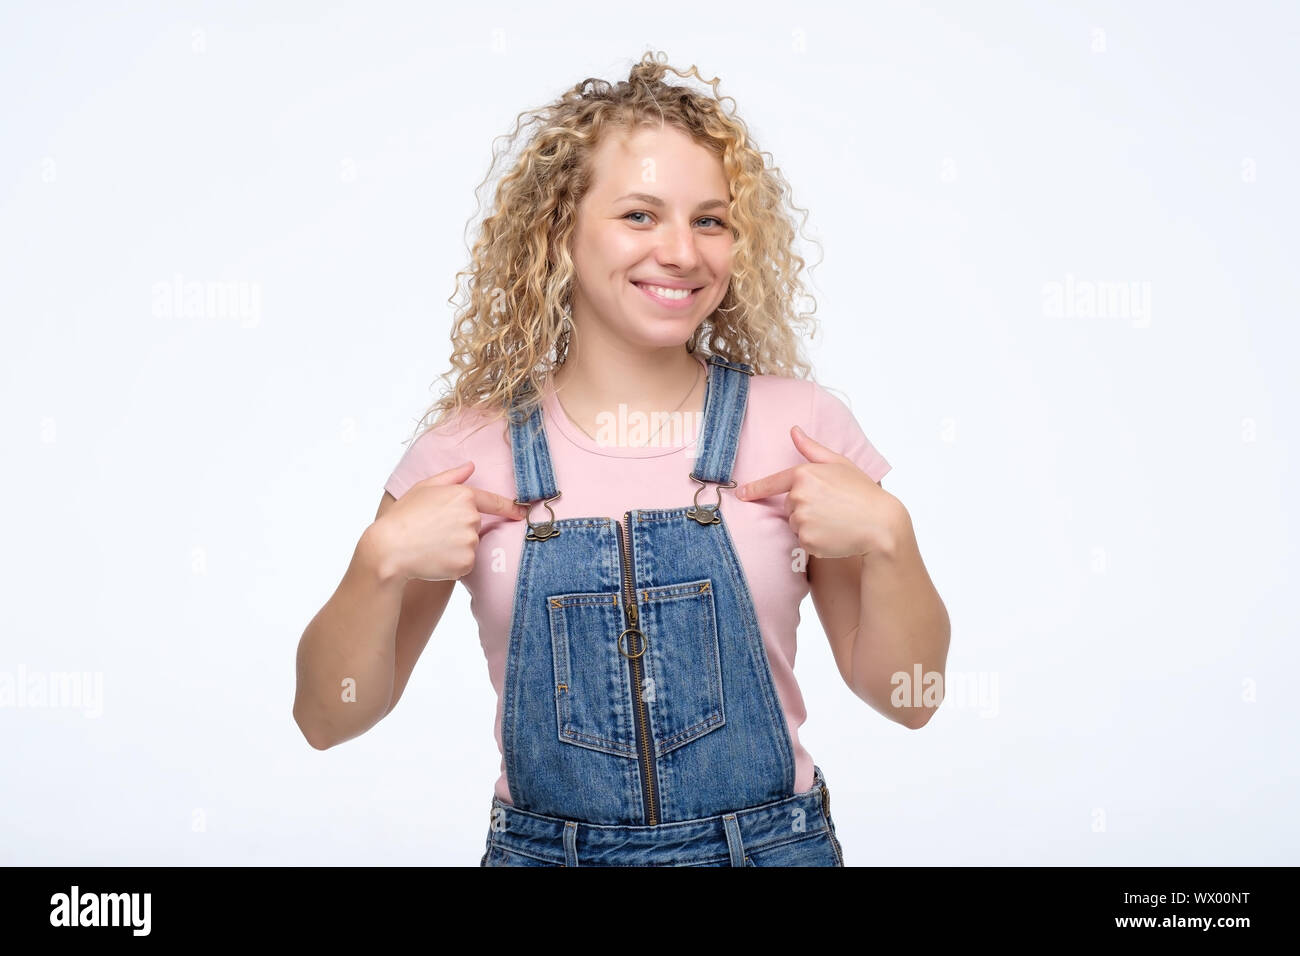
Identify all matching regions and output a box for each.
[384,357,892,805]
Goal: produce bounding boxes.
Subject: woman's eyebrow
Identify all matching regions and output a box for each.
[613,192,728,211]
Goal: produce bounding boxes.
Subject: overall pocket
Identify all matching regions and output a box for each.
[636,578,725,753]
[547,578,724,758]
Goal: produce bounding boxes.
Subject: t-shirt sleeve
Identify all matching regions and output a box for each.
[808,381,892,483]
[384,425,471,501]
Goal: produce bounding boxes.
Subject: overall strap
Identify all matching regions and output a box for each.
[506,353,754,502]
[689,355,754,485]
[507,392,559,503]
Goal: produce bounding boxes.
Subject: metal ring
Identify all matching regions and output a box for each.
[618,628,647,659]
[514,491,561,540]
[686,477,736,525]
[690,477,736,510]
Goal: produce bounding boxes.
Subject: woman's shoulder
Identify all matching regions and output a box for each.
[385,403,514,500]
[744,369,891,482]
[414,401,508,443]
[744,368,818,418]
[745,368,874,425]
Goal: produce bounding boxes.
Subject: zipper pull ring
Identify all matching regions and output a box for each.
[618,627,647,658]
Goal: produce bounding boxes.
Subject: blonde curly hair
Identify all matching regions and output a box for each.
[404,50,824,445]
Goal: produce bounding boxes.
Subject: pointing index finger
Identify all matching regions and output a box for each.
[473,486,528,519]
[737,467,795,500]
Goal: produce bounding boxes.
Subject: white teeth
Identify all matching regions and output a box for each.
[638,283,694,300]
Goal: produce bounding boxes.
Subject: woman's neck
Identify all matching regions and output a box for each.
[549,340,705,439]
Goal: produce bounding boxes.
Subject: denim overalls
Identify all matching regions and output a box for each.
[479,354,845,866]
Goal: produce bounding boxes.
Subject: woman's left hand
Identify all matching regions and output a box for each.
[734,426,900,558]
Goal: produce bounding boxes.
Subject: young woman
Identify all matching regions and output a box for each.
[294,52,950,867]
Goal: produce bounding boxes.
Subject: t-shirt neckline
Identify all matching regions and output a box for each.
[541,357,710,459]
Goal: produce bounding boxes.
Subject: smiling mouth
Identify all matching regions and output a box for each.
[632,281,703,307]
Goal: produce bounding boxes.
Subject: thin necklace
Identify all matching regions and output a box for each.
[555,361,702,449]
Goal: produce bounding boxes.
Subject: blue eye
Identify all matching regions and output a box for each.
[623,211,728,228]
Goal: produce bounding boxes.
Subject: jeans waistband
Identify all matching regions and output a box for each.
[486,764,832,866]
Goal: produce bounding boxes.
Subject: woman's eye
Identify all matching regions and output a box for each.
[623,211,728,228]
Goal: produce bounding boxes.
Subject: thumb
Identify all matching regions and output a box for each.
[791,425,846,464]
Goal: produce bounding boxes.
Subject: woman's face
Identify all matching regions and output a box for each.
[568,123,733,354]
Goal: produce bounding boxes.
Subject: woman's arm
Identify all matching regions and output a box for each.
[292,491,454,749]
[807,483,951,729]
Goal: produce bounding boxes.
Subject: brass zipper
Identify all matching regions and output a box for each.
[820,782,844,865]
[615,512,659,826]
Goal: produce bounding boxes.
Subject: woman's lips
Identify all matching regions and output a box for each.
[632,281,700,310]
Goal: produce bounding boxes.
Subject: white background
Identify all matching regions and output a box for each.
[2,0,1296,865]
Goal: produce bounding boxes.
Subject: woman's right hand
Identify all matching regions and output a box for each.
[371,461,527,583]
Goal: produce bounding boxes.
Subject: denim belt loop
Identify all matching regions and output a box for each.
[722,813,746,867]
[563,820,580,867]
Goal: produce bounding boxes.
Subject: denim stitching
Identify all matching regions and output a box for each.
[713,512,796,789]
[639,579,712,602]
[489,843,564,866]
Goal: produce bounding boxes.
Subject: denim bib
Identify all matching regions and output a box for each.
[480,355,845,866]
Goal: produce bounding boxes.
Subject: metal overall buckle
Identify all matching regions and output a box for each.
[514,491,561,541]
[686,477,736,526]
